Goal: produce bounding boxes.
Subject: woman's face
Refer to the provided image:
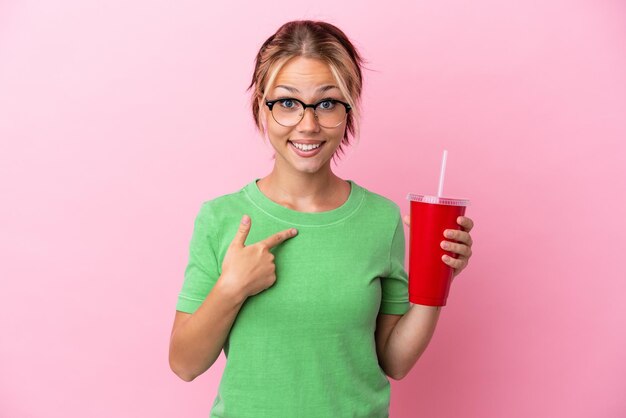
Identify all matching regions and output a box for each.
[260,56,348,175]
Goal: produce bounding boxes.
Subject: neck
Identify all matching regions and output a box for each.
[259,160,346,207]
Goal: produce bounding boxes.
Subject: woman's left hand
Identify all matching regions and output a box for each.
[402,214,474,282]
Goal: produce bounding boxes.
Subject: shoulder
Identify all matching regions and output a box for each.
[199,192,239,213]
[197,183,250,218]
[188,186,248,237]
[355,182,402,221]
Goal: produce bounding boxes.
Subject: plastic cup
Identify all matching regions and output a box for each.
[405,193,470,306]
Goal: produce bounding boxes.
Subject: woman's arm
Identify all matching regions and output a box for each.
[169,277,247,382]
[381,214,474,379]
[379,304,442,380]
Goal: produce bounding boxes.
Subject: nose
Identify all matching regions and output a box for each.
[297,107,320,131]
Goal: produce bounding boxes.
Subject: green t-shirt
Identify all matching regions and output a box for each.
[176,178,410,418]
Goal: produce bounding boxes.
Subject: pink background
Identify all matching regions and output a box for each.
[1,1,625,417]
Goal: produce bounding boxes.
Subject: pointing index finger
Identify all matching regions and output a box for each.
[261,228,298,249]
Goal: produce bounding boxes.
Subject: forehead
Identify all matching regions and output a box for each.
[271,56,337,93]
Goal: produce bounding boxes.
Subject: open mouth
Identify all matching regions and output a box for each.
[288,141,325,157]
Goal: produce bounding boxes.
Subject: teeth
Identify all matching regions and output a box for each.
[292,142,321,151]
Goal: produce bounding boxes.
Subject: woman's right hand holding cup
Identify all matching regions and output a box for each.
[219,214,298,300]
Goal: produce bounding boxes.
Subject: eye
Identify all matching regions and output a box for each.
[278,99,301,110]
[317,100,335,111]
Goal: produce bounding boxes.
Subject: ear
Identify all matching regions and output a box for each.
[256,97,265,120]
[259,98,271,130]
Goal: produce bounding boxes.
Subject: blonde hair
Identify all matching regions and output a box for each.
[247,20,368,163]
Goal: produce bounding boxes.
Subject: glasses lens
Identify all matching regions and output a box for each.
[315,100,347,128]
[271,99,304,127]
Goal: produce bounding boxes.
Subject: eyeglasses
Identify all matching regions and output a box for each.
[265,97,352,128]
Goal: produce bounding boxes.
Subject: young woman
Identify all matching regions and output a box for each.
[169,20,474,418]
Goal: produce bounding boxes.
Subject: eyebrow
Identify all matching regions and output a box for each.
[274,84,339,94]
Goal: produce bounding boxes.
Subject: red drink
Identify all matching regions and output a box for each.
[406,194,470,306]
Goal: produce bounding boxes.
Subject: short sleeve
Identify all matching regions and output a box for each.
[176,202,221,314]
[379,211,410,315]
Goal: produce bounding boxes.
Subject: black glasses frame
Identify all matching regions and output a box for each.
[265,98,352,127]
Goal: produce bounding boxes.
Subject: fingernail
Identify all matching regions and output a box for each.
[291,228,298,235]
[242,214,250,224]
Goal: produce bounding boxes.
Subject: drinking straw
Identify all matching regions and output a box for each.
[437,149,448,198]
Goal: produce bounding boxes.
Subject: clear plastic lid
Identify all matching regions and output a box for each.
[406,193,470,206]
